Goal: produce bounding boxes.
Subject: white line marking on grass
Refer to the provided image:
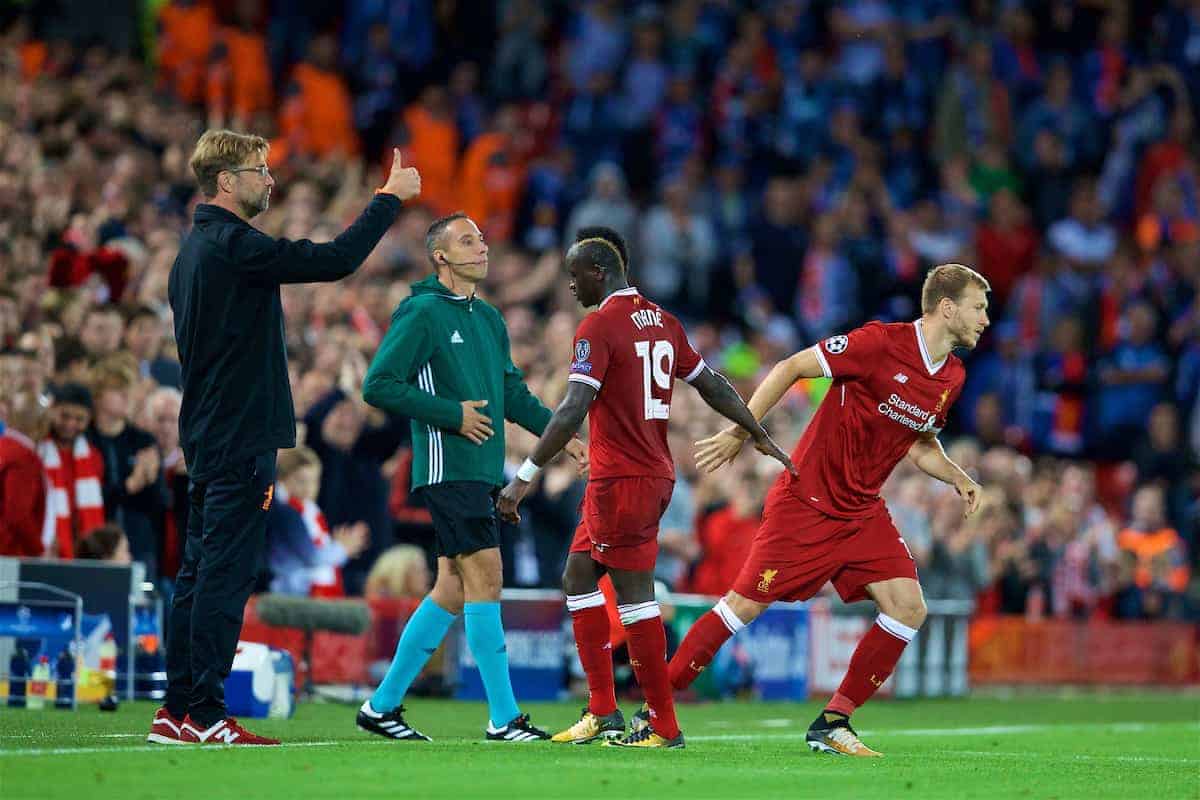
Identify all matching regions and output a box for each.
[0,740,356,757]
[947,750,1199,766]
[0,733,142,741]
[761,719,793,728]
[890,721,1200,736]
[689,720,1200,743]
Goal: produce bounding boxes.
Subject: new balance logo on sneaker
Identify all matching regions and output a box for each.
[356,701,431,741]
[179,716,280,745]
[146,707,186,745]
[486,713,550,742]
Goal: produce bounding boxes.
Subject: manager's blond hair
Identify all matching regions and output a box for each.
[189,129,269,198]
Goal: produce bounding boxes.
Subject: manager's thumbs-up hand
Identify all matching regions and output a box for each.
[380,148,421,201]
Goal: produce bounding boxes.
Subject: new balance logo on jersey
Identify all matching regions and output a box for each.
[893,372,909,384]
[450,330,464,344]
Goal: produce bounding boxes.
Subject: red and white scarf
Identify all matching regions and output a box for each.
[38,435,105,559]
[277,484,343,598]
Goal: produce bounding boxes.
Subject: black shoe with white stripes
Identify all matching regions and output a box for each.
[485,713,551,742]
[356,701,431,741]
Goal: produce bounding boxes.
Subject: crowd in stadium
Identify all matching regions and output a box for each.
[0,0,1196,623]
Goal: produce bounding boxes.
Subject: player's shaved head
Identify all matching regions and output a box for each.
[574,226,629,276]
[569,233,626,278]
[565,228,630,308]
[921,264,991,314]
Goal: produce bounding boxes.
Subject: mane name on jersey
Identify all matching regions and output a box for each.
[630,308,664,330]
[878,393,937,432]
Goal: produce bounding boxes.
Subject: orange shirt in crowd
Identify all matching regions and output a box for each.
[281,63,359,158]
[1117,527,1190,592]
[158,1,217,105]
[459,132,524,243]
[207,25,273,121]
[1135,213,1200,253]
[398,104,459,217]
[19,40,47,81]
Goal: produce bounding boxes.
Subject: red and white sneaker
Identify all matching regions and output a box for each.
[147,707,187,745]
[179,716,281,745]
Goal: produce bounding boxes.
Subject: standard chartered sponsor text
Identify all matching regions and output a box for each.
[878,393,936,432]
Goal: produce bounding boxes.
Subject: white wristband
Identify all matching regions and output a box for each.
[516,458,541,482]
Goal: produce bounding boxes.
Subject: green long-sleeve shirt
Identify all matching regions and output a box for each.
[363,274,552,488]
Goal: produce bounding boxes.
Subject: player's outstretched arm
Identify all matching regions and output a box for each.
[689,367,797,476]
[692,347,824,472]
[719,347,828,442]
[497,381,597,524]
[907,433,982,517]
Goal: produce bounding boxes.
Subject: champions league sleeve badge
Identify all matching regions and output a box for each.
[824,334,848,354]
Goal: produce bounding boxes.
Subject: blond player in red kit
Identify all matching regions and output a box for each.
[661,264,989,757]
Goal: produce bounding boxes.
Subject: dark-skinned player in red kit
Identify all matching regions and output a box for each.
[498,227,795,749]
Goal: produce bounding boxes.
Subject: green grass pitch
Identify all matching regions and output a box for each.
[2,693,1197,799]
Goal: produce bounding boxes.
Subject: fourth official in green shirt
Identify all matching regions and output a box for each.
[356,212,584,743]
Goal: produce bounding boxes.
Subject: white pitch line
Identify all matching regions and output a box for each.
[946,750,1199,766]
[0,740,355,757]
[4,721,1197,758]
[0,733,144,741]
[873,721,1195,736]
[689,720,1200,743]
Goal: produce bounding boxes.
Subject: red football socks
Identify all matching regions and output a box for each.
[668,610,732,690]
[827,614,916,715]
[566,593,617,717]
[622,607,680,739]
[668,599,745,691]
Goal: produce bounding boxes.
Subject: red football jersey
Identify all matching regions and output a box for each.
[781,320,966,519]
[568,288,706,480]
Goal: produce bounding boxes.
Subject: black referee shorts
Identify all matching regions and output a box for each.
[416,481,500,558]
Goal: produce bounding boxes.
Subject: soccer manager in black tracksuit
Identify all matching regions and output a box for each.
[150,130,420,746]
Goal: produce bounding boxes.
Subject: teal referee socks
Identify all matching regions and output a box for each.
[370,596,456,713]
[464,601,521,727]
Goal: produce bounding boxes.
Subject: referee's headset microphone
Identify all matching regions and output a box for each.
[436,253,486,307]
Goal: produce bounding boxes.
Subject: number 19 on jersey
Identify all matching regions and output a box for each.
[635,340,675,420]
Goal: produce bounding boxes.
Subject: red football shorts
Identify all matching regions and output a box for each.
[570,476,674,571]
[732,482,917,604]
